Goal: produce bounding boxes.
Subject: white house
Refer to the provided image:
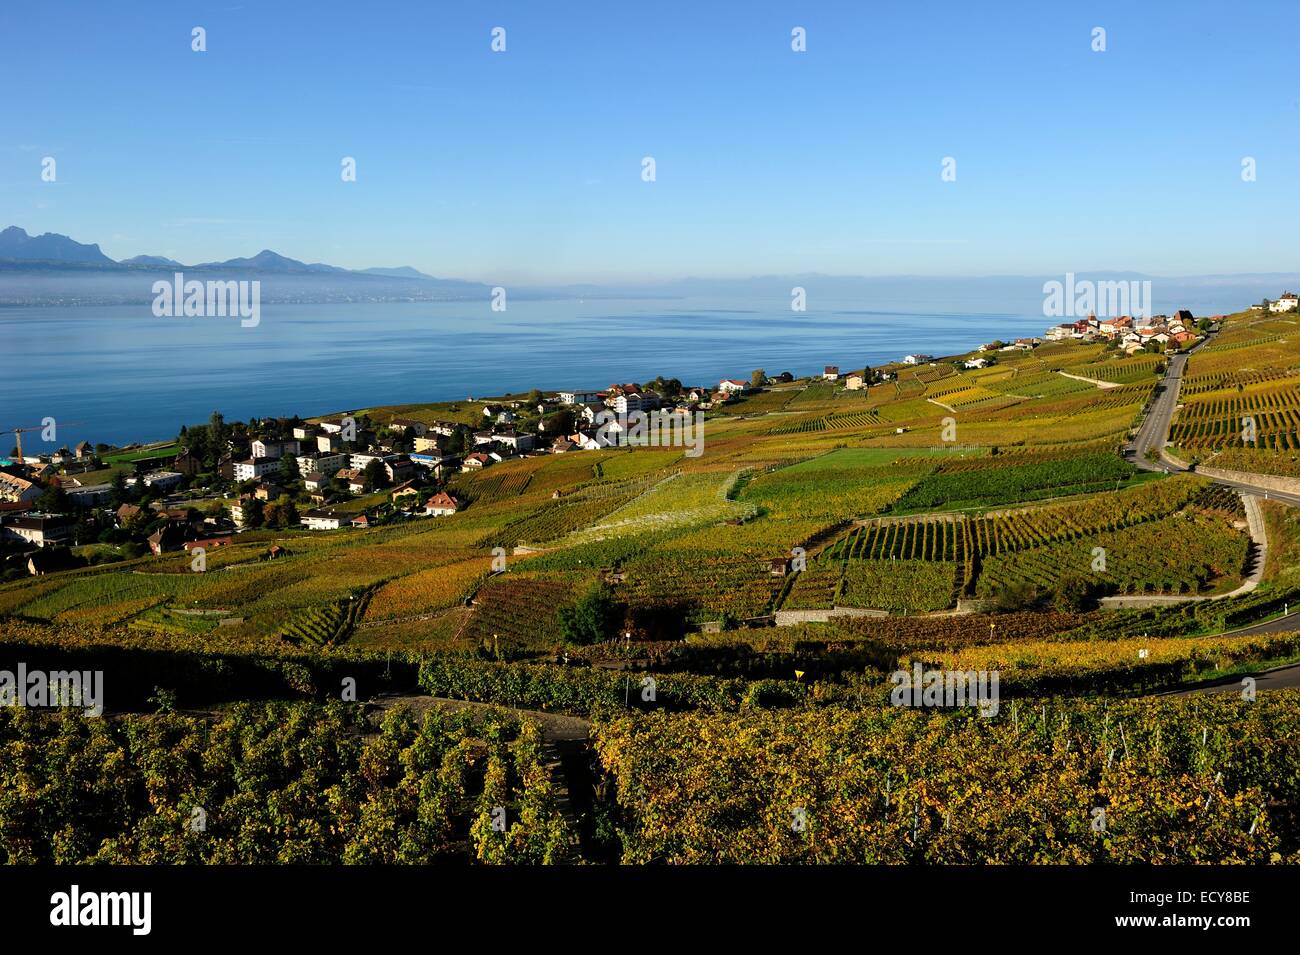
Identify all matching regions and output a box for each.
[250,438,300,460]
[423,492,460,517]
[902,354,933,365]
[823,365,840,380]
[494,430,536,452]
[232,458,282,482]
[302,509,346,531]
[615,393,654,415]
[137,470,185,491]
[717,379,750,394]
[0,514,73,548]
[297,451,348,476]
[844,374,865,390]
[963,357,990,369]
[335,468,366,493]
[316,433,346,453]
[1269,293,1299,313]
[349,452,388,470]
[558,390,603,405]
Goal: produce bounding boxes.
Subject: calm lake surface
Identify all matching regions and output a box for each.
[1,298,1050,448]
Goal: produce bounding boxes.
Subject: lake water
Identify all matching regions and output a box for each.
[0,298,1051,448]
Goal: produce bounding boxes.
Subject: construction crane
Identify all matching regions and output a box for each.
[0,422,86,464]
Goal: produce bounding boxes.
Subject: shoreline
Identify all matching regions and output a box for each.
[2,301,1052,450]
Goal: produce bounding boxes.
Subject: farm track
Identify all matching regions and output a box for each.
[367,693,591,835]
[1057,370,1121,390]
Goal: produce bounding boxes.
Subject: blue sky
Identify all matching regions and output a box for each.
[2,0,1297,283]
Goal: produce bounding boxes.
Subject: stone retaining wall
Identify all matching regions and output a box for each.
[773,607,889,626]
[1196,466,1300,497]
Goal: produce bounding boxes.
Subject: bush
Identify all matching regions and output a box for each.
[558,582,623,646]
[1053,575,1099,612]
[992,580,1041,613]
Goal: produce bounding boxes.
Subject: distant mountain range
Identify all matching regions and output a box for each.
[0,226,445,278]
[1,225,1296,314]
[0,226,489,305]
[0,226,116,265]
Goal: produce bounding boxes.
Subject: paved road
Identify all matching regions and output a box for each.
[1128,349,1192,469]
[1125,328,1300,501]
[1221,609,1300,636]
[1166,662,1300,695]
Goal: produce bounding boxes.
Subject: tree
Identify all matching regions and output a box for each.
[36,484,68,513]
[1053,575,1099,612]
[244,497,265,529]
[558,582,623,645]
[109,470,131,507]
[991,580,1041,613]
[750,369,767,389]
[446,427,470,455]
[123,508,152,535]
[280,455,301,481]
[648,376,682,399]
[363,459,389,492]
[538,409,574,435]
[209,412,228,452]
[264,498,299,529]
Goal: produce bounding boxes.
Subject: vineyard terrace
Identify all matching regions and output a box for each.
[0,663,104,716]
[890,663,999,717]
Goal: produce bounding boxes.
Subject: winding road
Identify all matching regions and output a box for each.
[1124,327,1300,504]
[1117,327,1300,691]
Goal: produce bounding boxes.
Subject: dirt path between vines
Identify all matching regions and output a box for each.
[366,693,590,741]
[1056,370,1122,389]
[366,693,594,835]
